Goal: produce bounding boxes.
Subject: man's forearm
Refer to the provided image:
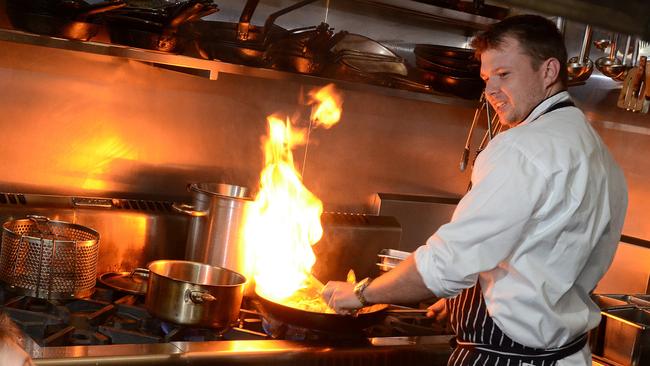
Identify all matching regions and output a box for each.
[363,255,436,305]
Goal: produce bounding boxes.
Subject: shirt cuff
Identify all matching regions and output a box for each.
[414,242,452,297]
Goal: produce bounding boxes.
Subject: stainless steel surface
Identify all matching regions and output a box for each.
[0,193,189,275]
[311,212,401,282]
[30,336,454,365]
[375,193,459,252]
[601,307,650,366]
[177,183,252,279]
[0,217,99,299]
[377,248,410,273]
[181,336,453,365]
[145,259,245,328]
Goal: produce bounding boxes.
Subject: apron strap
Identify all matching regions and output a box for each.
[454,332,588,362]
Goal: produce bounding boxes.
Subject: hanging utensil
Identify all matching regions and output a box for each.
[472,111,499,169]
[485,96,494,140]
[596,33,626,80]
[629,56,646,112]
[641,66,650,113]
[236,0,259,41]
[617,65,637,109]
[567,25,593,82]
[459,92,485,172]
[613,36,634,81]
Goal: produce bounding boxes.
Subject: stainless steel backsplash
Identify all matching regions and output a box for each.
[0,8,648,242]
[0,193,402,276]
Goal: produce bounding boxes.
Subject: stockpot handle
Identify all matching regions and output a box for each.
[186,289,217,304]
[172,203,208,217]
[131,267,150,278]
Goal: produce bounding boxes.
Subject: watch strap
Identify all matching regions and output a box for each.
[353,277,372,307]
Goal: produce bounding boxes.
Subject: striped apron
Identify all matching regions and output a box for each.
[446,282,587,366]
[447,99,587,366]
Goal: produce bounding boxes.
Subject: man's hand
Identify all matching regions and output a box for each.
[321,281,362,315]
[426,298,448,323]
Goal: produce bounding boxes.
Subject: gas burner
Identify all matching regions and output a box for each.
[0,284,238,346]
[261,314,369,344]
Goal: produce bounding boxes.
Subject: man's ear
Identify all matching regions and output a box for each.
[542,58,561,88]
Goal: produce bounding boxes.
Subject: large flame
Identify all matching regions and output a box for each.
[245,84,343,312]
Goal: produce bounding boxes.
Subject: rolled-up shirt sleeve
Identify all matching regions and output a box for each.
[414,137,548,297]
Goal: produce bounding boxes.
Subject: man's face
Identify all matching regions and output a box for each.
[479,36,547,126]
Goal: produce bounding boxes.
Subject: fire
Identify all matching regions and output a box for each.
[309,84,343,128]
[245,84,343,312]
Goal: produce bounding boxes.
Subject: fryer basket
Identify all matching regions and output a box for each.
[0,216,100,299]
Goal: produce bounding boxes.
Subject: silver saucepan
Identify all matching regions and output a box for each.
[145,260,246,329]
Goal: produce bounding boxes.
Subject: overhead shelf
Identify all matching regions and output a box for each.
[359,0,503,30]
[0,26,478,108]
[492,0,650,40]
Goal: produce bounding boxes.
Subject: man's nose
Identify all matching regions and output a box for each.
[484,79,499,96]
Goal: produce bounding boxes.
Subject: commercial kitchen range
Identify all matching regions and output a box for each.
[0,191,455,366]
[0,192,645,366]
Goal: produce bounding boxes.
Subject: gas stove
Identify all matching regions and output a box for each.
[0,285,453,365]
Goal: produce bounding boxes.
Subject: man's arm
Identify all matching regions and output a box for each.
[321,255,434,313]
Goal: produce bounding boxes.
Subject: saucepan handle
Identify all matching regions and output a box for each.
[187,289,217,304]
[172,203,208,217]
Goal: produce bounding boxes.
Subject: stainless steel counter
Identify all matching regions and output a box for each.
[32,336,455,366]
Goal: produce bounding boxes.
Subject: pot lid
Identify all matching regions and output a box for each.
[98,269,149,295]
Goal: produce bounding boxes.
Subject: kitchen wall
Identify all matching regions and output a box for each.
[0,39,477,210]
[0,2,648,291]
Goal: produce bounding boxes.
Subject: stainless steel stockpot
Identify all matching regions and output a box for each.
[173,183,252,278]
[145,260,246,329]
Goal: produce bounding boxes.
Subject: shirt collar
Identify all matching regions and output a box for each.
[519,91,571,126]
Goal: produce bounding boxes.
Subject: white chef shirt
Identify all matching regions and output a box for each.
[414,91,628,364]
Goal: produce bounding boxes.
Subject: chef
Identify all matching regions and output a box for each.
[0,313,34,366]
[322,14,628,366]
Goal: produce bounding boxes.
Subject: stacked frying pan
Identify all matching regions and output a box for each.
[413,44,484,99]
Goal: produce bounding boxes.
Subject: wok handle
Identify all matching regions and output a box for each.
[385,309,429,314]
[187,290,217,304]
[172,203,208,217]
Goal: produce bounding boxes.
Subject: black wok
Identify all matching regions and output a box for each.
[256,292,389,333]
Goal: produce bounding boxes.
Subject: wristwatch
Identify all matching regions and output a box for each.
[353,277,372,307]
